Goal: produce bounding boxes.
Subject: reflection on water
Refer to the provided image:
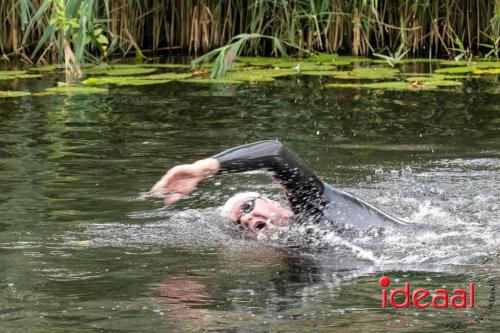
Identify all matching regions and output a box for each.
[0,69,499,332]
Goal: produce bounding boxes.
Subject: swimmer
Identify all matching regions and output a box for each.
[150,140,406,233]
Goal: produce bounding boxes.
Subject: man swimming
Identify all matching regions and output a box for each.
[150,140,406,233]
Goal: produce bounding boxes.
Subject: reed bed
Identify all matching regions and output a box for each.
[1,0,499,62]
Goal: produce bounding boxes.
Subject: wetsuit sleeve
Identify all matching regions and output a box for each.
[213,140,325,214]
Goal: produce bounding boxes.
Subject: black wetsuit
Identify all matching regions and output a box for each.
[214,140,406,230]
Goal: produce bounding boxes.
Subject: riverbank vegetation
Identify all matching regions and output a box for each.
[1,1,499,81]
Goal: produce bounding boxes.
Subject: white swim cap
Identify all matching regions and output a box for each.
[219,191,261,221]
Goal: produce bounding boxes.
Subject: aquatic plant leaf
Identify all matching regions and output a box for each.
[438,60,471,66]
[336,56,372,63]
[83,67,157,76]
[407,79,462,87]
[325,81,439,91]
[364,81,440,90]
[180,77,243,84]
[438,60,500,68]
[434,66,476,74]
[223,68,296,82]
[45,86,109,94]
[0,73,42,80]
[331,67,400,79]
[142,63,190,68]
[475,61,500,68]
[236,56,294,67]
[405,74,466,83]
[142,73,193,80]
[300,70,344,76]
[0,90,31,98]
[306,53,339,62]
[28,64,64,72]
[83,76,170,86]
[324,83,364,88]
[473,68,500,74]
[0,70,28,75]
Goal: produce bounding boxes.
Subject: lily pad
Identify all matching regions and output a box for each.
[473,68,500,75]
[45,86,109,94]
[475,61,500,68]
[300,70,343,76]
[142,63,190,68]
[438,60,500,68]
[438,60,471,66]
[236,57,296,67]
[307,54,371,66]
[142,73,193,80]
[28,65,64,72]
[0,73,42,80]
[0,90,31,98]
[434,66,476,74]
[336,56,372,63]
[83,66,157,76]
[409,79,463,87]
[0,70,41,80]
[223,68,296,82]
[306,53,339,63]
[180,77,243,84]
[0,70,27,75]
[325,81,439,91]
[83,76,170,86]
[331,67,400,80]
[405,74,466,82]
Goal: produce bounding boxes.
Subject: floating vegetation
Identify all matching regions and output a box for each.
[236,57,296,67]
[0,70,42,80]
[0,70,28,76]
[28,65,64,72]
[83,76,170,86]
[325,81,441,91]
[405,74,467,82]
[374,58,439,64]
[435,60,500,74]
[83,71,193,86]
[224,68,296,82]
[435,66,476,74]
[300,70,344,76]
[142,63,190,68]
[331,67,400,80]
[305,53,339,63]
[438,60,500,68]
[180,77,243,84]
[306,54,371,66]
[407,79,463,87]
[438,60,471,66]
[142,73,193,80]
[475,62,500,69]
[45,86,109,94]
[83,67,158,76]
[473,68,500,75]
[0,90,31,98]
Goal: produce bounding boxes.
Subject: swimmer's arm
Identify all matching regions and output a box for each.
[150,158,220,205]
[213,140,324,213]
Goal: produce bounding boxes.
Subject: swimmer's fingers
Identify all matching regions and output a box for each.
[150,164,201,199]
[163,192,184,205]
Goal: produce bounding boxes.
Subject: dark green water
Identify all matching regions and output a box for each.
[0,69,499,332]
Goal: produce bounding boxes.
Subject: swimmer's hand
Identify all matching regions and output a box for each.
[150,158,220,205]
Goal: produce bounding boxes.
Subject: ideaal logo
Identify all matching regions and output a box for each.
[378,276,496,329]
[379,276,474,309]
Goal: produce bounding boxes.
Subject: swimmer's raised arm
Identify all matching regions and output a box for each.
[151,140,324,212]
[214,140,324,213]
[150,158,220,205]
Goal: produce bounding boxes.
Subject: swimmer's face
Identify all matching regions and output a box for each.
[228,195,293,233]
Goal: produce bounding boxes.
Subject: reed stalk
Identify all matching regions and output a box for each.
[1,0,499,64]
